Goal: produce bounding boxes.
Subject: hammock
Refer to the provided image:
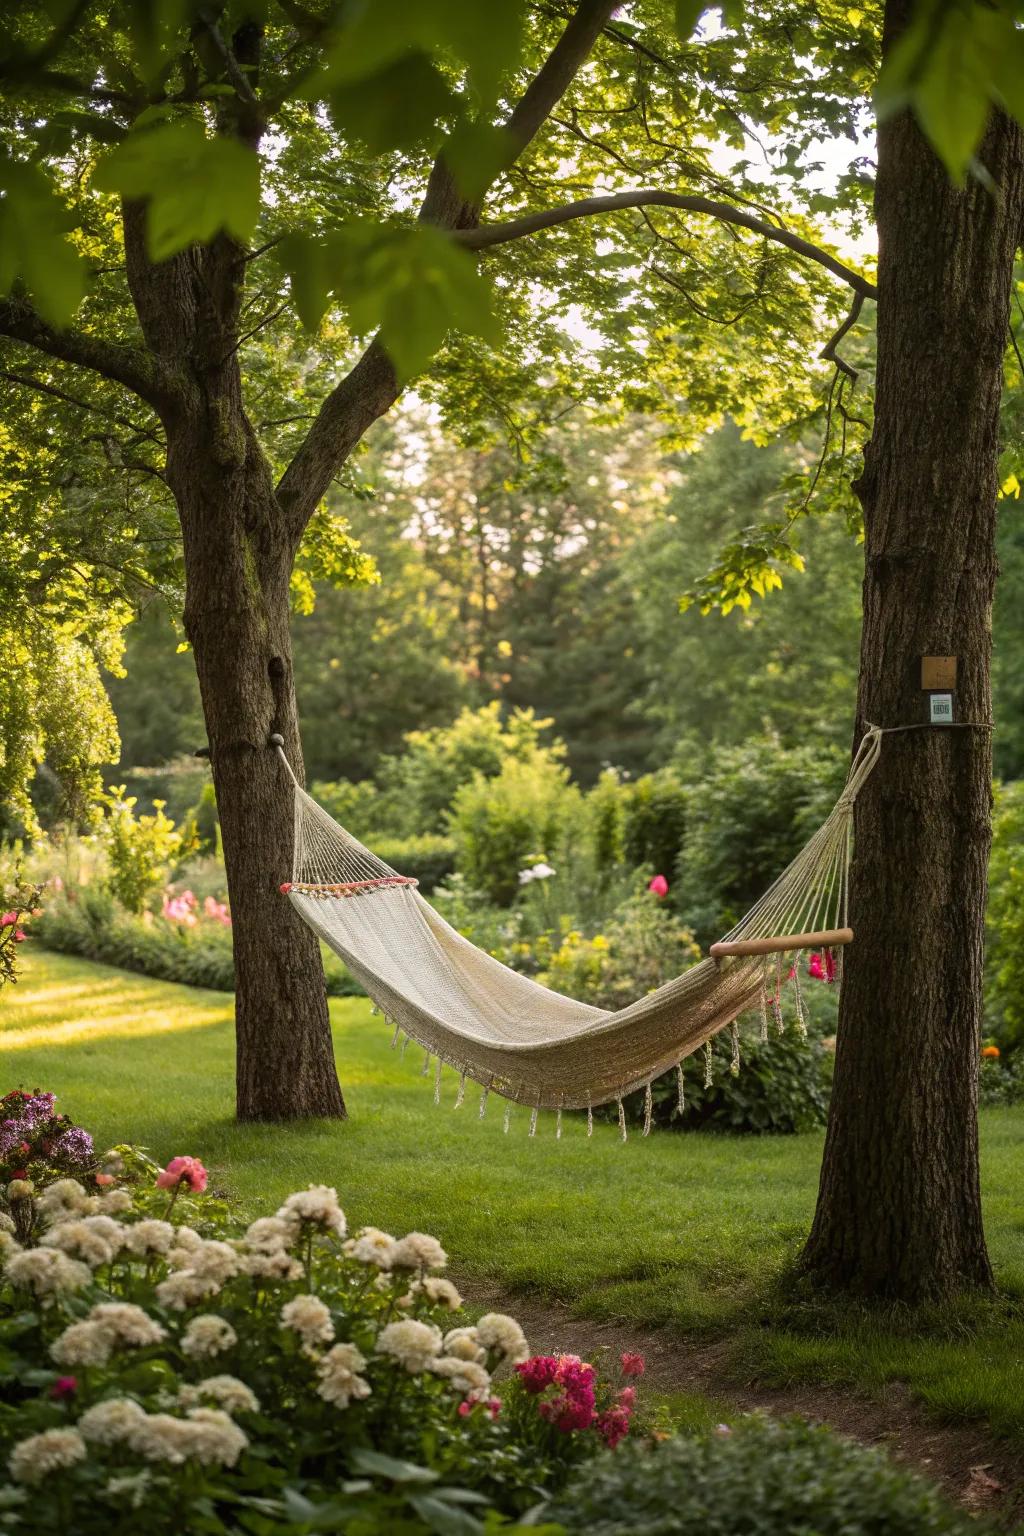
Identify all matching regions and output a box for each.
[274,728,883,1131]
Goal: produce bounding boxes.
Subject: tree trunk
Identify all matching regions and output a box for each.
[168,409,346,1122]
[800,15,1024,1298]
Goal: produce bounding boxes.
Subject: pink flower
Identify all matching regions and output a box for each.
[714,1422,733,1437]
[808,952,825,980]
[50,1377,77,1400]
[13,930,26,943]
[203,896,231,926]
[617,1386,636,1408]
[485,1396,501,1420]
[539,1390,595,1432]
[515,1355,560,1394]
[648,874,669,899]
[156,1155,208,1193]
[824,948,836,983]
[95,1173,115,1187]
[0,912,17,928]
[457,1399,472,1417]
[162,890,199,926]
[620,1352,645,1377]
[596,1404,632,1448]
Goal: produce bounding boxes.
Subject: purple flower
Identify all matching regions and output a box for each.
[50,1126,93,1165]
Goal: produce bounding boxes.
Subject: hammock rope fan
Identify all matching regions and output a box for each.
[272,726,885,1135]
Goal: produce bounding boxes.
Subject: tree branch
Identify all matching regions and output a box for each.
[0,298,187,413]
[276,0,621,541]
[457,191,878,300]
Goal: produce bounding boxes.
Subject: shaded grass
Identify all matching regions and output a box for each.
[5,950,1024,1440]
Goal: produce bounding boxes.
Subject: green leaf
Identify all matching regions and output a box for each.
[92,119,260,260]
[912,7,992,183]
[674,1,708,41]
[443,120,516,202]
[409,1494,485,1535]
[126,0,194,82]
[325,52,458,156]
[350,1448,439,1484]
[0,158,85,326]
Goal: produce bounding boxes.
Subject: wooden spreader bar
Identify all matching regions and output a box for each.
[710,927,853,961]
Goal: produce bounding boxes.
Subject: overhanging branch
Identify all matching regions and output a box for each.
[0,298,187,413]
[276,0,621,540]
[457,191,877,300]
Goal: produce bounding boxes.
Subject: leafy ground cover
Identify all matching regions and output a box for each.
[5,950,1024,1445]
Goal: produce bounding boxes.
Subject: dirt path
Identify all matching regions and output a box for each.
[466,1281,1024,1527]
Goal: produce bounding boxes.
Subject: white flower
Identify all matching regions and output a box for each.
[41,1217,122,1269]
[376,1319,443,1373]
[130,1409,247,1468]
[0,1230,20,1259]
[244,1216,293,1252]
[97,1188,133,1216]
[281,1294,334,1347]
[443,1327,485,1364]
[6,1180,33,1201]
[4,1247,91,1302]
[475,1312,529,1363]
[8,1428,86,1484]
[77,1398,147,1446]
[122,1219,175,1257]
[181,1314,237,1360]
[0,1212,14,1234]
[430,1356,491,1394]
[88,1302,166,1348]
[187,1240,240,1283]
[155,1270,222,1311]
[104,1469,151,1507]
[418,1277,463,1311]
[36,1179,90,1224]
[239,1248,303,1281]
[277,1185,346,1237]
[343,1226,397,1269]
[51,1321,113,1368]
[178,1376,259,1415]
[518,862,556,885]
[390,1232,447,1272]
[316,1342,371,1408]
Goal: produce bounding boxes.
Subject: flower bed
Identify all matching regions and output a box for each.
[0,1117,641,1533]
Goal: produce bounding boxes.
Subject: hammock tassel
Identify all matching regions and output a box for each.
[617,1098,627,1142]
[370,1004,380,1017]
[556,1107,563,1140]
[454,1071,466,1110]
[433,1057,442,1106]
[401,1034,410,1060]
[772,954,785,1034]
[676,1060,685,1113]
[503,1102,511,1134]
[704,1039,714,1089]
[730,1021,741,1077]
[792,959,808,1038]
[759,987,769,1043]
[587,1096,593,1138]
[390,1019,400,1049]
[421,1051,431,1077]
[642,1081,653,1137]
[478,1085,489,1120]
[529,1106,539,1138]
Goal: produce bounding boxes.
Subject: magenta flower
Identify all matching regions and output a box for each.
[808,952,825,980]
[0,912,17,928]
[515,1355,560,1394]
[648,874,669,899]
[595,1403,632,1447]
[156,1155,208,1193]
[51,1377,77,1401]
[620,1352,645,1376]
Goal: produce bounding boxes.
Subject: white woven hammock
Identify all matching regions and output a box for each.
[276,728,883,1133]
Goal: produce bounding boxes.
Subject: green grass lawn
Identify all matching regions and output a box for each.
[5,949,1024,1441]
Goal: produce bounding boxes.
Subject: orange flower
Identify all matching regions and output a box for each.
[982,1045,1001,1060]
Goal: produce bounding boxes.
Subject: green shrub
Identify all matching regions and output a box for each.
[547,1415,983,1536]
[308,775,384,838]
[674,738,847,942]
[449,754,583,906]
[986,779,1024,1050]
[586,769,628,883]
[373,833,457,893]
[979,1053,1024,1107]
[34,891,361,998]
[189,781,220,857]
[540,891,700,1011]
[377,702,567,835]
[100,787,191,915]
[639,1024,833,1135]
[623,770,688,888]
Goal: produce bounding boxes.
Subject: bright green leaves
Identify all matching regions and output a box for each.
[876,0,1024,184]
[306,0,524,154]
[0,159,85,327]
[281,222,499,381]
[674,2,709,41]
[92,119,260,261]
[679,526,807,616]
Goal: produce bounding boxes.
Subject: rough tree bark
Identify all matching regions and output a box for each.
[800,0,1024,1298]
